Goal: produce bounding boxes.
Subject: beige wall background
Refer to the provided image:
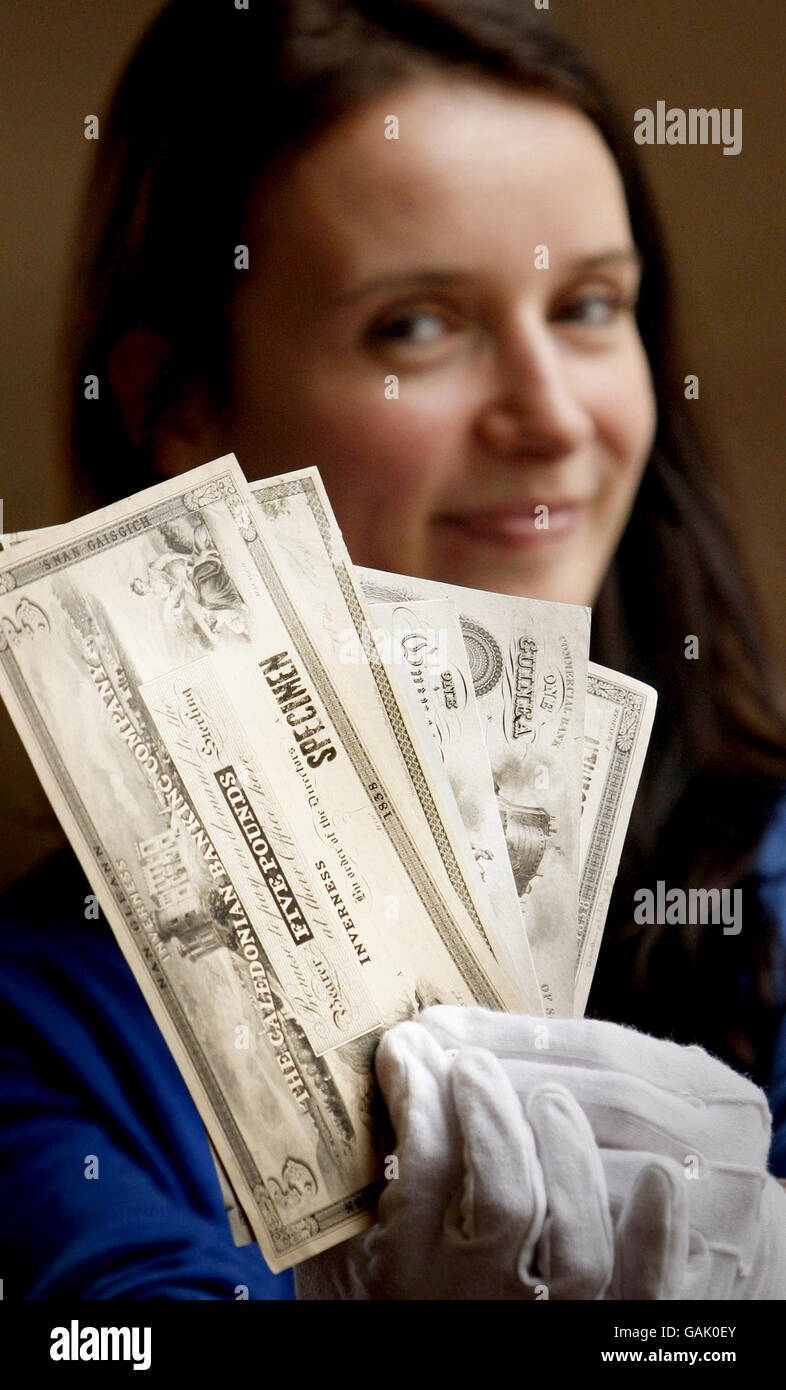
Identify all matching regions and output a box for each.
[0,0,783,890]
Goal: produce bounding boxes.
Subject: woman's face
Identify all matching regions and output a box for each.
[186,81,657,605]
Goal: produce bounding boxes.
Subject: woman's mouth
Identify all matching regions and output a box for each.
[437,504,582,549]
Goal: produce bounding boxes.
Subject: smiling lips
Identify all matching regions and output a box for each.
[438,504,583,547]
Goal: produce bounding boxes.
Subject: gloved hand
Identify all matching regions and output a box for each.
[418,1006,786,1300]
[296,1020,668,1299]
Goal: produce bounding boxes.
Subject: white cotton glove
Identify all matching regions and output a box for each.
[418,1006,786,1301]
[296,1020,644,1299]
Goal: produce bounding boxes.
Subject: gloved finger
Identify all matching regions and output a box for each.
[497,1055,770,1171]
[633,1151,768,1263]
[602,1147,682,1216]
[524,1082,614,1299]
[610,1158,689,1300]
[445,1047,547,1281]
[591,1148,727,1300]
[419,1004,550,1059]
[419,1006,770,1116]
[594,1144,767,1302]
[732,1177,786,1301]
[372,1021,461,1236]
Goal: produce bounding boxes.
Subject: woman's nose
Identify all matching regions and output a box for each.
[475,316,592,462]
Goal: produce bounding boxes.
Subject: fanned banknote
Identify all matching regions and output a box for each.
[359,567,590,1017]
[247,471,532,1001]
[0,465,655,1262]
[205,653,656,1248]
[368,596,542,1013]
[3,515,651,1020]
[576,662,656,1016]
[0,455,527,1272]
[1,493,517,997]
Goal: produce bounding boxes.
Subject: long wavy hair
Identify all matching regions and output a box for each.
[62,0,786,1081]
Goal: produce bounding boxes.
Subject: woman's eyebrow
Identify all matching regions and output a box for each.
[566,248,644,274]
[332,249,643,307]
[331,268,474,306]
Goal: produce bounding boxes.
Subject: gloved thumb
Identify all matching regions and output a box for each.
[525,1082,614,1300]
[373,1020,461,1218]
[444,1046,547,1283]
[606,1154,689,1300]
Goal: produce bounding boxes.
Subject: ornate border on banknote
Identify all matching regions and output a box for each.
[0,468,512,1260]
[0,575,382,1260]
[253,475,499,962]
[577,673,645,960]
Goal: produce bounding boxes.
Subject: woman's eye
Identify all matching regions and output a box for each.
[556,292,632,327]
[369,309,454,348]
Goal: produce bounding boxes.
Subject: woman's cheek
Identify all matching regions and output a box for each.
[302,376,465,555]
[591,345,656,482]
[618,339,657,463]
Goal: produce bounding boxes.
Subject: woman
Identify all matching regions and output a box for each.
[2,0,785,1299]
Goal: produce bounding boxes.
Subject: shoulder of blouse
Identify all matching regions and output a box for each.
[755,788,786,888]
[754,788,786,973]
[754,789,786,1177]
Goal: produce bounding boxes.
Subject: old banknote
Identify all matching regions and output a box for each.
[247,471,534,1005]
[1,493,529,1004]
[368,596,542,1012]
[206,658,656,1247]
[359,567,590,1017]
[0,455,525,1272]
[208,1135,255,1247]
[359,609,655,1019]
[2,513,652,1018]
[576,662,656,1016]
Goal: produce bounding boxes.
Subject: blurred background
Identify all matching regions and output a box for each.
[0,0,784,889]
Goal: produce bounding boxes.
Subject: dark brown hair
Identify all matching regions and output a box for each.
[62,0,786,1080]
